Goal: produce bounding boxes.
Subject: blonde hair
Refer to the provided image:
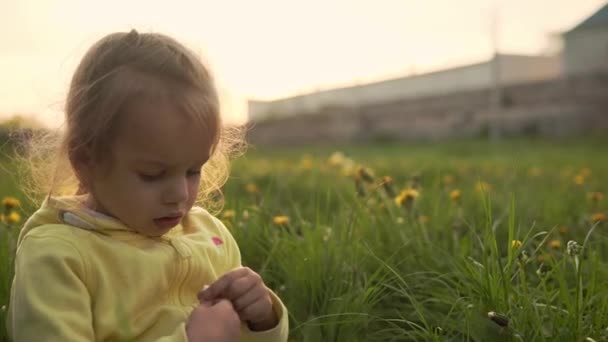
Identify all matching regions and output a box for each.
[19,30,244,213]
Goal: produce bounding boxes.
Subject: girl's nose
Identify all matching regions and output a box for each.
[163,176,189,205]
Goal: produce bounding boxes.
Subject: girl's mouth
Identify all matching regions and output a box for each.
[153,215,182,229]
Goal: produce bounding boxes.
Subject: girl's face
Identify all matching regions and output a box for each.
[81,99,212,237]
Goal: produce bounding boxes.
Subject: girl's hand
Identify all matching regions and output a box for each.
[186,299,241,342]
[198,267,279,331]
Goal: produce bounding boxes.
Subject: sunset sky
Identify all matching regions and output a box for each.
[0,0,606,126]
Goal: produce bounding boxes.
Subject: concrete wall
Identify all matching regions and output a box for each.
[499,55,562,84]
[564,28,608,75]
[246,73,608,145]
[248,54,561,121]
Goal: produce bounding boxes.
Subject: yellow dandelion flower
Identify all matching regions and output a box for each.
[580,167,592,178]
[404,188,420,199]
[511,240,522,249]
[591,212,606,223]
[549,240,561,249]
[6,211,21,224]
[273,216,290,225]
[339,158,356,176]
[222,210,236,219]
[588,192,604,203]
[558,226,568,235]
[299,154,314,170]
[2,197,20,210]
[245,183,260,194]
[328,151,346,167]
[449,189,462,202]
[395,188,419,207]
[573,174,585,185]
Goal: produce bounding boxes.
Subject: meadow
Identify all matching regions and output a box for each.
[1,138,607,341]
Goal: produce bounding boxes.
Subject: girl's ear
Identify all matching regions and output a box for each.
[69,148,93,194]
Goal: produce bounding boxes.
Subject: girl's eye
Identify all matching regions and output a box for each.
[139,172,164,182]
[187,169,201,177]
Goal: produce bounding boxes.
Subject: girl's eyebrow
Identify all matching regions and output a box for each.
[134,159,209,167]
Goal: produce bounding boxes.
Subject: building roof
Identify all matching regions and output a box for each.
[566,3,608,34]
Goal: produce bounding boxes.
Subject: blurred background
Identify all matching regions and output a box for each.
[1,0,608,142]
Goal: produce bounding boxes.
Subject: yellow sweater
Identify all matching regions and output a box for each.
[8,196,288,341]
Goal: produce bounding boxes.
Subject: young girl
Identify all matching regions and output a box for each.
[8,30,288,341]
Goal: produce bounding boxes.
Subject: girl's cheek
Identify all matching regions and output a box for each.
[188,178,200,198]
[134,178,161,195]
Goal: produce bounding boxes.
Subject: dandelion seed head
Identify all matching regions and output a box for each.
[567,240,582,257]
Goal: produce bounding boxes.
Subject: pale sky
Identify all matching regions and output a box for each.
[0,0,606,126]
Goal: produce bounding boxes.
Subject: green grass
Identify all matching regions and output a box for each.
[1,138,608,341]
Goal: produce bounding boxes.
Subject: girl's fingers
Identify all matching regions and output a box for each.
[233,284,268,312]
[199,267,250,301]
